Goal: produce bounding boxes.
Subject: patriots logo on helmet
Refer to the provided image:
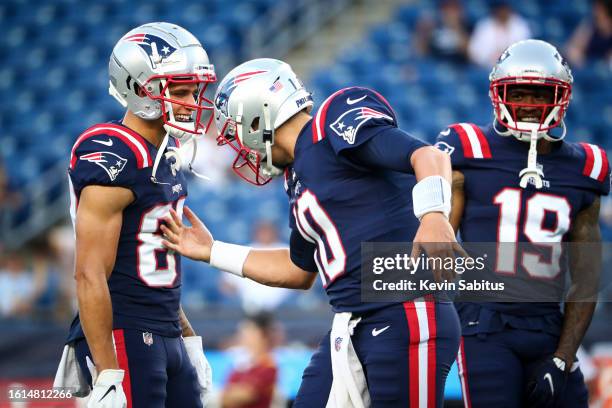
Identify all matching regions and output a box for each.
[80,151,127,181]
[330,107,393,144]
[215,70,269,118]
[124,33,177,67]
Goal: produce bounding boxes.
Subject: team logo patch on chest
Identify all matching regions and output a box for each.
[330,107,392,144]
[80,152,127,181]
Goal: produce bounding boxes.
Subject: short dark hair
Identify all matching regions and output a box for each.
[246,311,275,334]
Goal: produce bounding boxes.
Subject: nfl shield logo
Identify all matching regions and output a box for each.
[334,337,343,352]
[143,332,153,346]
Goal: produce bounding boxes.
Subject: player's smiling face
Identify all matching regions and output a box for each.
[167,82,199,123]
[506,85,555,124]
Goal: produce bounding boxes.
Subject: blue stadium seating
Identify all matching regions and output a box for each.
[2,0,611,302]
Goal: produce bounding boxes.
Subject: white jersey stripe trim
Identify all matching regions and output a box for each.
[82,126,151,167]
[315,89,346,142]
[459,123,483,159]
[457,342,470,408]
[588,143,603,180]
[415,301,430,408]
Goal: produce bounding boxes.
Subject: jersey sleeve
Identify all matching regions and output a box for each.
[317,87,398,155]
[434,123,492,170]
[349,126,428,174]
[578,142,610,197]
[68,132,144,196]
[289,229,318,273]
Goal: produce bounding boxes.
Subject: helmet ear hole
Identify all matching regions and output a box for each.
[135,84,147,98]
[249,117,260,133]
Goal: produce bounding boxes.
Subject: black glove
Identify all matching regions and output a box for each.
[525,356,569,408]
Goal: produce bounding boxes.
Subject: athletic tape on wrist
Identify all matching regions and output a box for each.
[210,241,251,277]
[412,175,452,220]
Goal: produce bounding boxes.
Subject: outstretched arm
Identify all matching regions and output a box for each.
[556,198,602,365]
[162,207,316,290]
[75,185,133,372]
[410,147,465,281]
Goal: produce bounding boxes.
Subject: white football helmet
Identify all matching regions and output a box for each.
[213,58,313,185]
[489,39,573,142]
[109,22,216,142]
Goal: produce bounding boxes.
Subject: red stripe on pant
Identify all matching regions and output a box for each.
[404,299,437,408]
[113,329,133,408]
[404,301,420,408]
[425,300,437,407]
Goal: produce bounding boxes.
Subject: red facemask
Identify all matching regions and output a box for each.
[141,72,217,136]
[490,77,571,133]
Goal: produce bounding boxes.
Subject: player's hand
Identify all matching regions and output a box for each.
[87,369,127,408]
[525,356,569,408]
[161,206,214,262]
[411,212,465,283]
[183,336,213,405]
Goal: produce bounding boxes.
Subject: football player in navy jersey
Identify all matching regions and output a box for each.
[162,58,463,407]
[53,23,216,408]
[435,39,609,407]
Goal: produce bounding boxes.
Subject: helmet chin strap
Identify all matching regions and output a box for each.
[261,102,283,178]
[261,140,283,177]
[151,131,172,185]
[185,137,211,181]
[518,123,544,189]
[159,92,210,181]
[151,132,211,183]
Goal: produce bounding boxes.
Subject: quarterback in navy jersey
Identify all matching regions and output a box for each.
[436,40,610,407]
[162,58,462,407]
[53,23,216,408]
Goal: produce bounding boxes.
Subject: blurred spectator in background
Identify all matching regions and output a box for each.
[221,221,291,313]
[0,159,22,239]
[413,0,472,64]
[47,223,76,319]
[221,312,281,408]
[468,0,531,67]
[188,129,238,191]
[0,251,47,318]
[566,0,612,68]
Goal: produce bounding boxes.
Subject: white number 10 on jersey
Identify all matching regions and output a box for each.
[293,190,347,286]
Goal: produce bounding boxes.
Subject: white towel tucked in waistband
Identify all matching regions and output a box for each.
[52,343,90,397]
[326,312,371,408]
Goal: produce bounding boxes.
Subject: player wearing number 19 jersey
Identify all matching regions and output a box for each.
[54,23,216,408]
[436,40,610,407]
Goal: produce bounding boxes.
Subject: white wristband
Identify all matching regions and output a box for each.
[210,241,251,277]
[412,175,452,220]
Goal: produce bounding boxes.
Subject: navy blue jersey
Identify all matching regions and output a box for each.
[66,122,188,341]
[436,122,610,319]
[286,87,427,313]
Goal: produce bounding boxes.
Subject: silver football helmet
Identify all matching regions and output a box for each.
[109,22,216,142]
[214,58,313,185]
[489,39,573,142]
[490,39,573,189]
